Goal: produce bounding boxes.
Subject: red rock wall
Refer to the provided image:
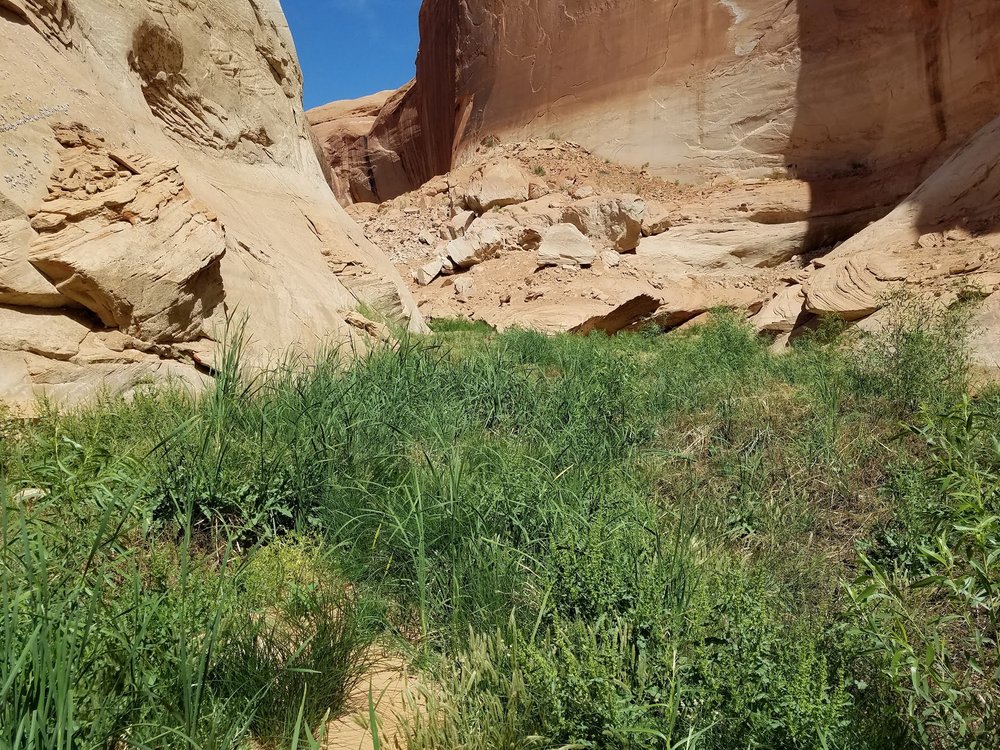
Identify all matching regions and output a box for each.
[316,0,1000,209]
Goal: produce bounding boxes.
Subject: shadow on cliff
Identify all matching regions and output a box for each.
[785,0,1000,248]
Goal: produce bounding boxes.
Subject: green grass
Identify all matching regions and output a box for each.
[1,300,997,749]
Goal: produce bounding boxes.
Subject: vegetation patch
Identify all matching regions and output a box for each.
[1,302,997,748]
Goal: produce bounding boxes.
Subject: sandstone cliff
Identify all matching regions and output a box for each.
[308,89,395,205]
[315,0,1000,219]
[0,0,423,410]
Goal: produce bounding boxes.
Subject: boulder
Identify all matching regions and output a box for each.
[463,158,531,213]
[528,179,550,201]
[454,276,474,302]
[751,285,809,332]
[446,210,476,239]
[537,224,596,268]
[415,258,445,286]
[501,196,567,235]
[448,233,501,269]
[562,195,645,252]
[446,238,479,269]
[637,222,808,271]
[641,201,673,237]
[803,253,904,321]
[601,251,621,269]
[446,216,512,268]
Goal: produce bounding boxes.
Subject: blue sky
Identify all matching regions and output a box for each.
[283,0,423,110]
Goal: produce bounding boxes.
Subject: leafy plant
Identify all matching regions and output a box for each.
[851,397,1000,748]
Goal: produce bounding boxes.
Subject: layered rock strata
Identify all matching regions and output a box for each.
[0,0,423,409]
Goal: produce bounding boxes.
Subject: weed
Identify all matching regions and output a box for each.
[0,307,988,749]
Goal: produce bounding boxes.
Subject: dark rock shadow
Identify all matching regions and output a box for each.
[786,0,1000,247]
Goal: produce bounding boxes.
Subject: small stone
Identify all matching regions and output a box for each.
[415,258,444,286]
[454,276,473,302]
[13,488,48,505]
[30,212,66,231]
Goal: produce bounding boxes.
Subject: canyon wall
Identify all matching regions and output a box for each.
[316,0,1000,213]
[0,0,422,408]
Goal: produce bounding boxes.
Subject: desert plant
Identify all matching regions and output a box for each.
[851,396,1000,748]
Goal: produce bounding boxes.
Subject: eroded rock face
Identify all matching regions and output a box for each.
[308,89,396,205]
[27,125,227,344]
[0,0,422,408]
[313,0,1000,223]
[803,114,1000,321]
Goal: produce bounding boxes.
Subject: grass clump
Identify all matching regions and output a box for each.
[1,298,996,749]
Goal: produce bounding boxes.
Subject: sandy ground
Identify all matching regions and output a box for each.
[324,660,414,750]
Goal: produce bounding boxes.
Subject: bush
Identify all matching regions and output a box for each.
[852,397,1000,748]
[847,293,972,416]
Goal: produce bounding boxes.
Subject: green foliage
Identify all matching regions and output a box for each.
[847,292,972,415]
[0,303,987,750]
[852,397,1000,748]
[428,318,496,335]
[0,438,373,749]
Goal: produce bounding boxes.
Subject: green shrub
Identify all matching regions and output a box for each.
[852,397,1000,748]
[847,293,972,416]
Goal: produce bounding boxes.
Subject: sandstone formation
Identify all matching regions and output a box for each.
[803,114,1000,321]
[0,0,422,409]
[307,89,395,205]
[314,0,1000,361]
[312,0,1000,219]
